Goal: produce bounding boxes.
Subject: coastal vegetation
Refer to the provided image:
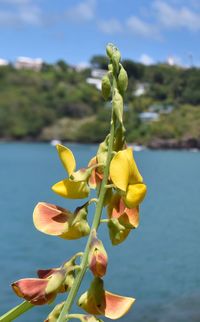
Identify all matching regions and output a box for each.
[0,57,200,147]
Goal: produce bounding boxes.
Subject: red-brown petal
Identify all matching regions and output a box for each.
[12,278,55,305]
[37,268,59,279]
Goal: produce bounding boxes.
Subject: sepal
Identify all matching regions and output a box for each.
[45,302,64,322]
[107,218,130,245]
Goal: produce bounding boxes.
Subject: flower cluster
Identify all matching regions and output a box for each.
[11,44,147,322]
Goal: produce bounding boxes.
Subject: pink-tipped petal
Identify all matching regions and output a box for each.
[12,278,54,305]
[33,202,71,236]
[88,157,103,189]
[90,252,108,278]
[104,291,135,319]
[108,194,139,228]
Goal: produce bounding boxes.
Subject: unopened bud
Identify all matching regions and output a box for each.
[101,73,111,100]
[112,48,121,74]
[106,43,115,58]
[113,89,123,123]
[117,64,128,94]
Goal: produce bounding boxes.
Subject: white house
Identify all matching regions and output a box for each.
[0,58,9,66]
[15,57,43,71]
[139,112,159,122]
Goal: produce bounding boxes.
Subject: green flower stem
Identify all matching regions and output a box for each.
[100,219,109,223]
[57,118,115,322]
[0,301,33,322]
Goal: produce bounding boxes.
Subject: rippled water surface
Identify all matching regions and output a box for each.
[0,143,200,321]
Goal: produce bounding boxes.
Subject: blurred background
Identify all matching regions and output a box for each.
[0,0,200,321]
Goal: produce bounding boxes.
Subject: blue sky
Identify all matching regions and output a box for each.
[0,0,200,66]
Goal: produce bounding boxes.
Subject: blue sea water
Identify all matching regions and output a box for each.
[0,143,200,322]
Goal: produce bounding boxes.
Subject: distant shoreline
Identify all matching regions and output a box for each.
[0,137,200,151]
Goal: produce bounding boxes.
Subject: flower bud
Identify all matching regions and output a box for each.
[106,43,114,58]
[88,231,108,277]
[101,73,111,100]
[112,48,121,74]
[113,89,123,123]
[97,134,109,154]
[117,64,128,94]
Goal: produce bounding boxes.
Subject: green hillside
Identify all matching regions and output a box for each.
[0,57,200,147]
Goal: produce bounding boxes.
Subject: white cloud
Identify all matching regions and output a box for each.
[19,5,42,25]
[153,1,200,31]
[126,16,161,39]
[0,3,42,27]
[139,54,154,65]
[98,19,122,34]
[65,0,96,23]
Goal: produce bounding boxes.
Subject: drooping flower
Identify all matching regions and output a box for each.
[33,202,90,240]
[52,144,90,199]
[88,230,108,277]
[107,193,139,245]
[110,148,147,208]
[78,277,135,320]
[108,193,139,229]
[12,268,66,305]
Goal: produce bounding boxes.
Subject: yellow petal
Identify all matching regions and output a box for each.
[126,148,143,184]
[110,150,130,191]
[56,144,76,176]
[124,183,147,208]
[52,179,90,199]
[104,291,135,319]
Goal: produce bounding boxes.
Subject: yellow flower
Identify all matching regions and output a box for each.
[110,148,147,208]
[52,144,90,199]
